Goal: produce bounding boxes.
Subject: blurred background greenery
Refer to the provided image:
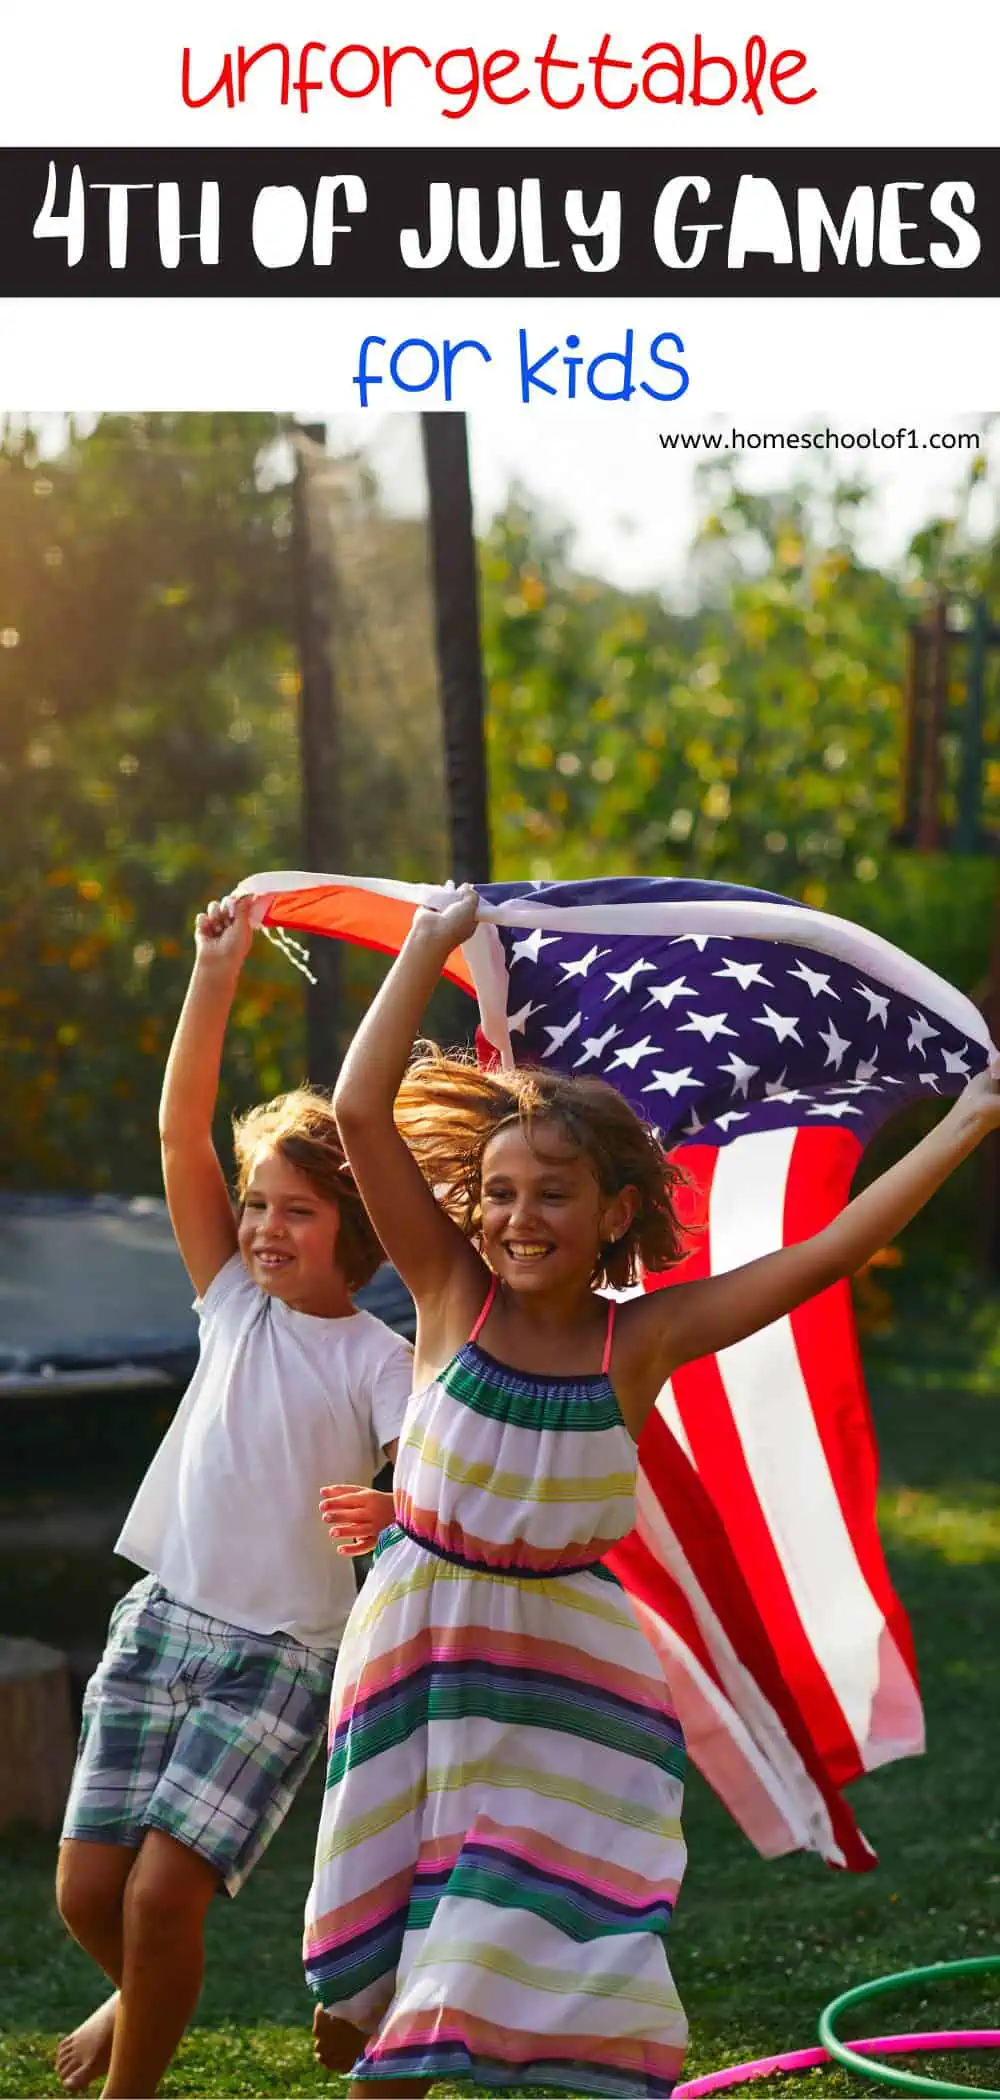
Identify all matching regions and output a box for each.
[2,411,999,1224]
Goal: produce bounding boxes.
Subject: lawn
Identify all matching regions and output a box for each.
[1,1256,999,2097]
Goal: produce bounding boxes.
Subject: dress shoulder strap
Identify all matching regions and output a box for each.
[601,1297,617,1377]
[469,1274,498,1344]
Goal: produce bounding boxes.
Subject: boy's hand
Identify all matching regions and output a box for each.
[194,893,255,973]
[319,1485,395,1557]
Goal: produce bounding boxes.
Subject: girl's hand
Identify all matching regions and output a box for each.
[193,893,255,972]
[956,1054,1000,1130]
[412,883,481,952]
[319,1485,395,1557]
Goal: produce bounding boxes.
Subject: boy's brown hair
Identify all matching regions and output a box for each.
[232,1087,385,1292]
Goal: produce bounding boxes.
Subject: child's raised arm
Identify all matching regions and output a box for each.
[159,895,254,1296]
[621,1060,1000,1434]
[333,887,484,1310]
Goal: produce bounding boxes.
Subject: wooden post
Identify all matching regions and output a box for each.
[897,621,923,847]
[955,597,989,856]
[0,1638,76,1829]
[420,414,491,888]
[984,879,1000,1275]
[292,422,342,1086]
[916,595,949,852]
[420,413,490,1050]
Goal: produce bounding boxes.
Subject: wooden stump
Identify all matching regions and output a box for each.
[0,1636,77,1829]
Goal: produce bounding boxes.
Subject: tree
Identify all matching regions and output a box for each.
[0,413,453,1190]
[482,458,999,996]
[0,413,302,1189]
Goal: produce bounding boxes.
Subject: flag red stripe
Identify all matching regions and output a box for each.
[669,1346,861,1783]
[656,1129,916,1777]
[658,1137,862,1783]
[627,1412,877,1872]
[784,1128,920,1698]
[608,1524,726,1693]
[660,1143,717,1285]
[264,886,477,993]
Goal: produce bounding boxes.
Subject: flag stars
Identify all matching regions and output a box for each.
[819,1019,852,1070]
[717,1051,759,1098]
[853,982,890,1026]
[497,921,969,1159]
[573,1024,621,1067]
[787,960,839,1001]
[507,1000,544,1034]
[558,944,611,983]
[509,929,560,966]
[678,1009,738,1044]
[907,1012,940,1058]
[713,957,773,992]
[642,974,696,1013]
[607,1034,661,1072]
[753,1004,803,1046]
[642,1067,703,1099]
[604,958,658,999]
[542,1015,582,1056]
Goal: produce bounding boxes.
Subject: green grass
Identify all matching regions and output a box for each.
[2,1265,1000,2095]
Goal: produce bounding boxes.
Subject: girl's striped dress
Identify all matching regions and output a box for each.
[303,1282,688,2097]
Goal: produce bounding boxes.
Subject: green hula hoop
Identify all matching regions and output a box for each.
[819,1955,1000,2096]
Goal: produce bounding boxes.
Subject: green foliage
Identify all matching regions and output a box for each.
[0,414,303,1191]
[482,453,1000,1011]
[0,415,455,1192]
[2,419,998,1199]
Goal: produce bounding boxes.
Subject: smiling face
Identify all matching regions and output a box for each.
[479,1117,635,1297]
[237,1144,350,1315]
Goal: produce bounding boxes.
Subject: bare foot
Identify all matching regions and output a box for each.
[313,2004,365,2075]
[57,1993,119,2093]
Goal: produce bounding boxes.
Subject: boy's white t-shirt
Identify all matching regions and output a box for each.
[116,1254,413,1651]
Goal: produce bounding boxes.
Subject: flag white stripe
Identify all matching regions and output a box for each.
[634,1475,846,1864]
[653,1379,696,1464]
[626,1592,841,1864]
[236,868,428,915]
[707,1132,886,1753]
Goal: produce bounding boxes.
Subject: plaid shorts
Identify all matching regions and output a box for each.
[61,1575,336,1896]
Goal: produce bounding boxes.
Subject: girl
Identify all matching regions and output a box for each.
[306,884,1000,2098]
[56,895,411,2100]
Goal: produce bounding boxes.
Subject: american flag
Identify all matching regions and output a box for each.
[237,869,992,1871]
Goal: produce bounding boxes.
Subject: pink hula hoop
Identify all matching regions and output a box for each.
[674,2030,1000,2096]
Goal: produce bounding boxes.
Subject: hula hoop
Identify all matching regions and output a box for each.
[819,1956,1000,2096]
[674,2030,1000,2097]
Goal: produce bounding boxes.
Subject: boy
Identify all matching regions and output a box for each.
[56,895,410,2098]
